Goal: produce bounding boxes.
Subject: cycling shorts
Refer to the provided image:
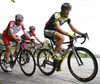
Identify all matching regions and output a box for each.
[22,41,31,48]
[22,42,27,48]
[44,29,57,43]
[2,31,18,46]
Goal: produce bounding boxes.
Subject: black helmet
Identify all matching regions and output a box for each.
[61,2,72,10]
[29,26,36,30]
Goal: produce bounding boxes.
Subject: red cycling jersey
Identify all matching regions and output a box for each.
[4,20,25,36]
[21,31,36,47]
[3,20,25,46]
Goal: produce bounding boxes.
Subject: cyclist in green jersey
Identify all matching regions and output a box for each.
[44,2,86,62]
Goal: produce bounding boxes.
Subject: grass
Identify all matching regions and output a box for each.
[95,56,100,58]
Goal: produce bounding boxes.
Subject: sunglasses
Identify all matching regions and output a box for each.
[32,29,35,30]
[30,28,35,30]
[17,20,23,22]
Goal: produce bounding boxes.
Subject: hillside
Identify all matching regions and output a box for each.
[0,33,2,39]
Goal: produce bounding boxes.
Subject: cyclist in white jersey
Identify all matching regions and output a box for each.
[2,14,31,71]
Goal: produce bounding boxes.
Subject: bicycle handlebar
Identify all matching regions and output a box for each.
[74,33,89,44]
[63,33,89,45]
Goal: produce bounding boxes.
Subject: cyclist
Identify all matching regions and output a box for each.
[20,26,44,51]
[44,2,87,69]
[2,14,32,71]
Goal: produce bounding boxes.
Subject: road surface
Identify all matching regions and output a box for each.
[0,58,100,84]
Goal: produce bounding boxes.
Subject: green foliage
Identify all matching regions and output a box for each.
[0,33,2,39]
[11,0,15,3]
[95,56,100,58]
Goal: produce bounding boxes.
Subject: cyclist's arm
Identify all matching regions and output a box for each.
[9,28,19,40]
[68,23,81,34]
[55,22,69,35]
[35,37,42,43]
[23,30,31,40]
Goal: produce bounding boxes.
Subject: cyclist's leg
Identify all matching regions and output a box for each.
[44,30,63,71]
[51,32,64,61]
[54,32,65,53]
[22,42,28,61]
[2,32,11,63]
[53,33,64,71]
[12,35,20,55]
[44,30,64,60]
[5,45,12,63]
[22,42,27,49]
[58,45,63,54]
[2,32,12,71]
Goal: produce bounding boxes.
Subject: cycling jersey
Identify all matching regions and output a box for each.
[4,20,25,36]
[21,31,36,46]
[3,20,25,46]
[21,31,36,40]
[45,12,71,30]
[3,32,18,46]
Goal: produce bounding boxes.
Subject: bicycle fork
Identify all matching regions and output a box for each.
[72,46,83,66]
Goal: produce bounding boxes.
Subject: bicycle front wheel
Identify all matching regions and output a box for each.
[37,49,56,75]
[19,49,36,76]
[68,47,98,82]
[0,50,8,72]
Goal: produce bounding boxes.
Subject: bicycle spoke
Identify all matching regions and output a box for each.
[20,49,36,76]
[37,49,55,75]
[68,47,98,82]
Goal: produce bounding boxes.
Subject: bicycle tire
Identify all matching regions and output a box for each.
[19,49,36,76]
[32,49,41,65]
[37,49,56,75]
[68,47,98,82]
[0,50,13,72]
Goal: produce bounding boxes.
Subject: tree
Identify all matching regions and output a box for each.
[11,0,15,3]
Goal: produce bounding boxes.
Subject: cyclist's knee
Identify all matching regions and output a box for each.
[59,35,65,42]
[24,46,27,49]
[6,46,12,52]
[55,32,65,42]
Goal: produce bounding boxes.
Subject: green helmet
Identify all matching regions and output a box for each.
[61,2,72,10]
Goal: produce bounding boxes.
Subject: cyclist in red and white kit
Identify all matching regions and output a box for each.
[2,14,31,71]
[21,26,44,50]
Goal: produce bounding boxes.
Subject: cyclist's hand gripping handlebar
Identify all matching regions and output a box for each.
[76,33,89,44]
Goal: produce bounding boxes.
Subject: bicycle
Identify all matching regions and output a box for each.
[28,43,43,56]
[37,33,98,82]
[24,41,44,64]
[0,39,36,76]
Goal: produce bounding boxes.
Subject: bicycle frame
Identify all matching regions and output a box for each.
[28,43,43,55]
[60,45,83,66]
[10,41,24,64]
[47,37,84,67]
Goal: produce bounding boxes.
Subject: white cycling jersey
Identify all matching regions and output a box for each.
[4,20,25,36]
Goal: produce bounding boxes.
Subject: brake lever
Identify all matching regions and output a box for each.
[81,37,86,44]
[81,33,89,44]
[86,33,90,41]
[74,33,77,42]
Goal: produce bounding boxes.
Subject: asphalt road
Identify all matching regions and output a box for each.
[0,58,100,84]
